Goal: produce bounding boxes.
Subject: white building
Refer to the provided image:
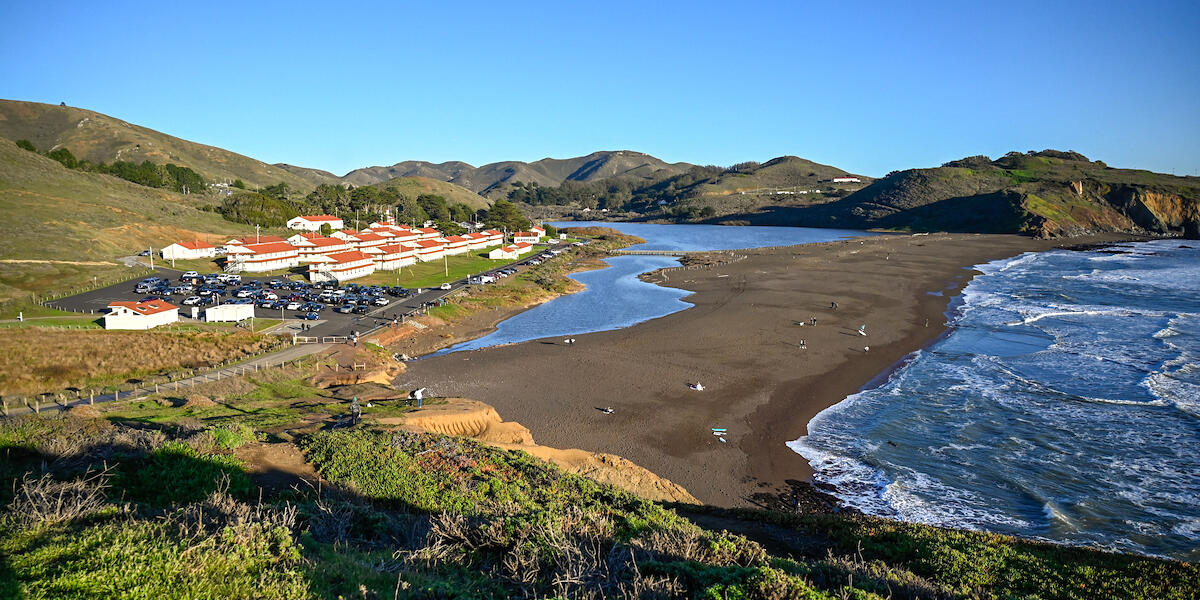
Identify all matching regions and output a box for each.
[441,235,471,256]
[414,240,446,262]
[512,231,540,245]
[512,242,535,255]
[104,300,179,330]
[488,246,518,260]
[160,240,217,261]
[832,176,861,183]
[308,250,376,283]
[287,215,345,231]
[296,236,353,263]
[374,243,418,271]
[530,225,546,238]
[416,227,441,240]
[224,241,300,273]
[204,303,255,323]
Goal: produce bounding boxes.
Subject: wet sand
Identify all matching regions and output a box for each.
[398,232,1142,507]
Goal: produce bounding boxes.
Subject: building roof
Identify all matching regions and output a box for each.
[465,232,488,239]
[514,242,533,249]
[242,242,297,254]
[108,300,177,315]
[172,240,215,250]
[418,227,440,234]
[378,243,416,254]
[484,230,503,236]
[355,232,387,242]
[228,235,286,246]
[415,240,444,249]
[295,215,342,222]
[513,231,537,237]
[324,250,373,264]
[308,236,349,248]
[443,235,469,243]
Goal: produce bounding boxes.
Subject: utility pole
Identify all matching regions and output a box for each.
[255,224,261,243]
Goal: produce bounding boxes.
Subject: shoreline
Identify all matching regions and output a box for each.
[398,231,1152,507]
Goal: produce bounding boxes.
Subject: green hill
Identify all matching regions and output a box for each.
[0,137,253,303]
[773,151,1200,237]
[0,99,338,190]
[369,175,491,212]
[2,408,1195,599]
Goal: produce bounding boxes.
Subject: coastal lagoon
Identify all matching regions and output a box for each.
[792,240,1200,560]
[435,223,869,354]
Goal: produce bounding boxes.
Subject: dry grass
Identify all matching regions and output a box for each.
[0,328,278,397]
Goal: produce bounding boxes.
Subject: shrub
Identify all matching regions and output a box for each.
[114,441,252,506]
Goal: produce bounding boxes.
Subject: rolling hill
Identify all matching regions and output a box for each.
[0,99,339,190]
[755,151,1200,237]
[365,176,491,212]
[0,136,254,303]
[343,150,694,195]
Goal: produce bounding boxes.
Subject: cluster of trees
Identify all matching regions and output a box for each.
[15,139,206,194]
[505,165,727,213]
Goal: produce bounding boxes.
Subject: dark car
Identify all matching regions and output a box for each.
[298,311,320,320]
[352,304,370,314]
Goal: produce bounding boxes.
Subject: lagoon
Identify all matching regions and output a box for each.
[435,223,868,354]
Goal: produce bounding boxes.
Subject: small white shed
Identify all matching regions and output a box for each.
[204,303,255,323]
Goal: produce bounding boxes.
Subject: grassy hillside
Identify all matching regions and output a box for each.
[508,156,872,223]
[370,175,491,212]
[0,137,254,302]
[2,406,1195,599]
[344,150,693,194]
[789,151,1200,236]
[0,99,337,190]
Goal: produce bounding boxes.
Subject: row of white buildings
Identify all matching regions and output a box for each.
[159,221,549,284]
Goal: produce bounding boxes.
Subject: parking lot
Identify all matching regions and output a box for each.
[48,245,578,340]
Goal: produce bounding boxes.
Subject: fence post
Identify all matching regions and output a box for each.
[155,383,159,394]
[114,389,119,401]
[1,397,6,417]
[33,398,40,414]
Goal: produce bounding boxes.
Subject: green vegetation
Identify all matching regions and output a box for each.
[18,138,209,195]
[356,251,510,289]
[1,413,1194,599]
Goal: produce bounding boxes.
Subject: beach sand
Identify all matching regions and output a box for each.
[397,232,1142,507]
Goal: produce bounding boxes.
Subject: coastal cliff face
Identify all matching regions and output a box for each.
[786,151,1200,238]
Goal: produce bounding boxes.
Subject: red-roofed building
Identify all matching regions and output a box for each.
[512,231,540,244]
[225,235,286,248]
[224,241,299,273]
[287,215,345,231]
[483,230,504,245]
[308,250,376,283]
[374,243,418,271]
[352,232,389,252]
[416,227,441,240]
[294,236,353,263]
[441,235,471,256]
[464,232,490,250]
[488,246,518,260]
[330,229,362,242]
[414,239,446,262]
[160,240,216,260]
[104,300,179,330]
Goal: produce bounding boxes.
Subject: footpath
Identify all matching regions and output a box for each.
[4,343,333,417]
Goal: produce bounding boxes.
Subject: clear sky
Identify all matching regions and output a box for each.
[2,0,1197,177]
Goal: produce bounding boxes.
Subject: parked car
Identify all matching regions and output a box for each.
[439,283,452,290]
[285,301,302,310]
[298,312,320,320]
[335,304,355,314]
[182,296,202,305]
[372,297,390,306]
[138,250,151,256]
[181,271,199,279]
[352,304,370,314]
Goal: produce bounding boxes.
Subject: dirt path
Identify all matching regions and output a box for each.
[0,259,116,265]
[235,442,321,492]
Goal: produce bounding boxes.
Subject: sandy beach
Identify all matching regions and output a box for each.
[397,232,1145,507]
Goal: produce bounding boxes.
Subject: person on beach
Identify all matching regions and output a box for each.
[831,301,838,310]
[859,324,867,336]
[810,317,817,326]
[864,346,870,352]
[799,339,806,349]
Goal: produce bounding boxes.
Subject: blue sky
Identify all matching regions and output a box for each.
[2,0,1197,177]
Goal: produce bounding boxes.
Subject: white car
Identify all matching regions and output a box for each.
[181,271,199,279]
[439,283,452,290]
[182,296,202,305]
[286,301,302,310]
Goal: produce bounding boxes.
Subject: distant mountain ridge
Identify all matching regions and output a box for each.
[341,150,694,194]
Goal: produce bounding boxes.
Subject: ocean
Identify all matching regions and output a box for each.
[791,239,1200,560]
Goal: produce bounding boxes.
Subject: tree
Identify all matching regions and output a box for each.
[396,196,428,226]
[232,179,246,189]
[700,206,716,218]
[482,199,530,232]
[542,224,558,237]
[319,223,333,236]
[14,139,37,153]
[46,147,79,169]
[416,194,449,221]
